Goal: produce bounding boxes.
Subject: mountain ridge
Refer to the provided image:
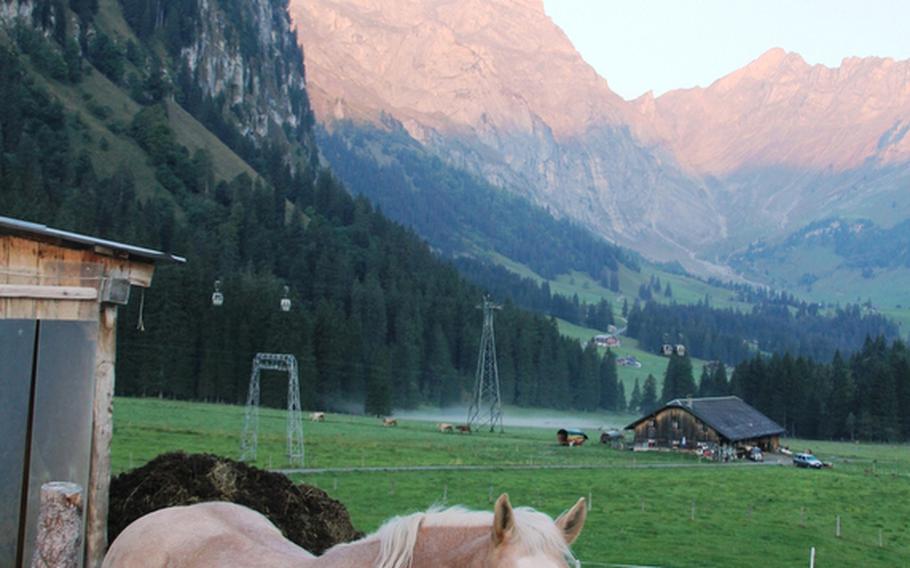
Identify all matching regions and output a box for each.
[291,0,910,282]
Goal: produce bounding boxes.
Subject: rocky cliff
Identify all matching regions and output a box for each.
[289,0,726,270]
[290,0,910,273]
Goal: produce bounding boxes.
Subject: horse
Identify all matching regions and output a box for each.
[102,493,586,568]
[310,412,326,422]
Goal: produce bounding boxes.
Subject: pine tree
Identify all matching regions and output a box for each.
[599,349,619,410]
[628,379,642,413]
[640,374,659,414]
[662,353,696,402]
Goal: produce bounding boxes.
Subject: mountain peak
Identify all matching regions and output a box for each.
[289,0,630,138]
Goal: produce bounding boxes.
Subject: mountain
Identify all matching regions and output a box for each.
[288,0,724,272]
[0,0,616,414]
[290,0,910,281]
[640,48,910,253]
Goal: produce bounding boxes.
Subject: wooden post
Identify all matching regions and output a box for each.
[835,514,841,538]
[86,306,117,568]
[31,482,83,568]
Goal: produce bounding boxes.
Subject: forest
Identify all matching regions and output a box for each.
[626,298,898,365]
[0,4,623,416]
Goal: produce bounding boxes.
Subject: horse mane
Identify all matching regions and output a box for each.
[372,505,574,568]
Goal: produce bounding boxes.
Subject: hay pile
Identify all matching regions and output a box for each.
[108,452,361,554]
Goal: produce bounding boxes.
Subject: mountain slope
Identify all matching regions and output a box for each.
[292,1,910,279]
[639,48,910,253]
[289,0,725,270]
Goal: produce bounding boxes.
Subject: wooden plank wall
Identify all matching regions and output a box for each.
[0,235,155,321]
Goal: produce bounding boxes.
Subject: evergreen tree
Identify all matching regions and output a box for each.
[661,353,696,402]
[598,349,619,410]
[628,379,642,413]
[640,374,659,414]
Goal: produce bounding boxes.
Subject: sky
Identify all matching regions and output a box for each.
[543,0,910,100]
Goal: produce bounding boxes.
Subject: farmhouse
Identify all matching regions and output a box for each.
[625,396,784,456]
[0,216,184,567]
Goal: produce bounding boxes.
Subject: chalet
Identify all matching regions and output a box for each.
[593,334,621,348]
[625,396,784,456]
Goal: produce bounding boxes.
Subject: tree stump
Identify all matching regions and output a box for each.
[31,482,83,568]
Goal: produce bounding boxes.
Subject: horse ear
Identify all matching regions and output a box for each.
[492,493,515,545]
[555,497,587,545]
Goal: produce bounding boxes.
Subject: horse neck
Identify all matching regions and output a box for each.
[311,524,491,568]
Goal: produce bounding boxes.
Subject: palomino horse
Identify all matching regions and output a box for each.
[103,493,586,567]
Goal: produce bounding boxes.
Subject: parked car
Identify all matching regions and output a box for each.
[793,453,823,469]
[748,447,764,462]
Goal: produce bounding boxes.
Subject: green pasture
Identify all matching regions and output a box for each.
[111,397,910,567]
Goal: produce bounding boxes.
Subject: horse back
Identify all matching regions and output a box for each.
[103,502,315,567]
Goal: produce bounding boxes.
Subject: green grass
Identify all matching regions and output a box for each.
[112,397,910,567]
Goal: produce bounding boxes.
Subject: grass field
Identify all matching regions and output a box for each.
[111,397,910,567]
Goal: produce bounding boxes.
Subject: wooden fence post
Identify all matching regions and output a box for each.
[31,482,83,568]
[86,305,117,568]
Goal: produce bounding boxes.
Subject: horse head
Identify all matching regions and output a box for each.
[488,493,587,568]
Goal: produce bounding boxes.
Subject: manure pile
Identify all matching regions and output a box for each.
[108,452,361,554]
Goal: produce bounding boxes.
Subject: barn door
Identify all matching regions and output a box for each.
[0,320,37,568]
[0,320,98,568]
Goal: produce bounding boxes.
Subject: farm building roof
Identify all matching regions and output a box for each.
[625,396,785,442]
[0,215,186,264]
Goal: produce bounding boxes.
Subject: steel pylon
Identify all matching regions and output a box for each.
[467,296,504,432]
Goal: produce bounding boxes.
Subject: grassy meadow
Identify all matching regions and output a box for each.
[112,397,910,567]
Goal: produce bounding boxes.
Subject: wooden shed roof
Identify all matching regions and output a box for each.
[625,396,785,442]
[0,216,186,264]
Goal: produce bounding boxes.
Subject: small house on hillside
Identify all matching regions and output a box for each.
[593,334,620,348]
[625,396,784,456]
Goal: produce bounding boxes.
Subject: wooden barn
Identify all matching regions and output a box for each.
[0,216,184,567]
[625,396,784,456]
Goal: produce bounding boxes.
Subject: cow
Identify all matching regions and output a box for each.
[383,417,398,427]
[309,412,325,422]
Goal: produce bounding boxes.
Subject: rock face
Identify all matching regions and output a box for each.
[179,0,315,149]
[289,0,721,269]
[640,48,910,175]
[291,0,910,269]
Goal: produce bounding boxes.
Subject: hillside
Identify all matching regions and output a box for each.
[0,0,625,415]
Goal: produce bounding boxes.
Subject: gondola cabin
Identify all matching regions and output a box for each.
[0,216,184,567]
[557,429,589,446]
[625,396,784,458]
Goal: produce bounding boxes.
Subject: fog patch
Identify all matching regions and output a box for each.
[392,407,627,431]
